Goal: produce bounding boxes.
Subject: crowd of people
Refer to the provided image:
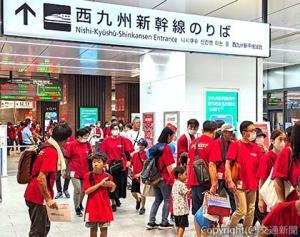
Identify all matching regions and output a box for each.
[18,116,300,237]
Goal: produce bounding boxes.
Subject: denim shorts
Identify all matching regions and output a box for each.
[85,222,110,228]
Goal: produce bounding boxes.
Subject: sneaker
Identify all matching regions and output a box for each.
[112,204,117,212]
[63,190,70,199]
[75,208,83,217]
[116,199,121,207]
[158,223,174,230]
[136,199,141,210]
[139,208,145,215]
[79,203,84,211]
[54,192,63,199]
[146,222,159,230]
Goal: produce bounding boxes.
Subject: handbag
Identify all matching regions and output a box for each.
[140,182,155,197]
[204,192,231,217]
[230,141,241,183]
[109,160,123,174]
[259,148,295,210]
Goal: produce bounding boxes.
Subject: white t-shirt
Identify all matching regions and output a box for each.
[126,129,145,151]
[172,180,189,216]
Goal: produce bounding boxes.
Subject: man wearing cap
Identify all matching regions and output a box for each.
[130,138,148,215]
[258,176,300,237]
[209,124,236,212]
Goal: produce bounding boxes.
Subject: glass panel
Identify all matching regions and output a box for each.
[285,65,300,88]
[286,90,300,126]
[267,68,284,90]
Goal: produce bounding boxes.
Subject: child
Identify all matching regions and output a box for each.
[172,166,190,237]
[131,138,148,215]
[83,153,116,237]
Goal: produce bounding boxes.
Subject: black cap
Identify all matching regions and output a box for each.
[136,138,148,148]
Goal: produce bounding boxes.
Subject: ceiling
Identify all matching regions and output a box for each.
[0,0,299,78]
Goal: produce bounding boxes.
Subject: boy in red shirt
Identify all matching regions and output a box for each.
[84,153,116,237]
[258,176,300,237]
[130,138,148,215]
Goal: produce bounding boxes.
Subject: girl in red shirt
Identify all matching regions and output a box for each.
[257,130,286,213]
[272,122,300,202]
[84,153,116,237]
[130,138,148,215]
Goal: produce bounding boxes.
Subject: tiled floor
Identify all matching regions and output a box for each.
[1,153,198,237]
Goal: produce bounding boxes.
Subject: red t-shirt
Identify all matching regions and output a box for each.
[209,138,231,180]
[65,140,92,179]
[103,127,111,138]
[83,172,114,222]
[7,126,16,140]
[226,141,262,191]
[272,146,300,200]
[187,135,216,187]
[100,136,134,170]
[177,133,195,165]
[157,145,175,184]
[131,151,147,178]
[257,150,277,181]
[17,126,24,142]
[262,201,300,237]
[24,143,57,205]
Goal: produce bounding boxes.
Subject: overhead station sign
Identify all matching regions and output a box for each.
[3,0,270,57]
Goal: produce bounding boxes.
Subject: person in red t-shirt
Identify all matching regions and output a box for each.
[65,128,92,217]
[225,120,263,235]
[147,127,175,230]
[130,138,148,215]
[24,123,72,237]
[83,153,116,237]
[103,121,111,138]
[177,119,199,166]
[257,130,286,213]
[100,122,134,212]
[258,176,300,237]
[7,122,16,156]
[273,122,300,203]
[187,121,218,216]
[209,123,236,214]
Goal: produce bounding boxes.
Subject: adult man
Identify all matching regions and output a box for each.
[187,120,218,215]
[21,118,35,151]
[209,124,236,212]
[225,121,263,236]
[126,117,144,151]
[24,122,72,236]
[177,119,199,165]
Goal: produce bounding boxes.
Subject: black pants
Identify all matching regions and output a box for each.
[26,201,50,237]
[55,170,70,193]
[218,179,236,214]
[7,139,13,155]
[253,191,268,225]
[110,170,128,200]
[20,142,32,152]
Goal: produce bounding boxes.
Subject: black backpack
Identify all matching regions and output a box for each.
[192,141,210,183]
[140,143,166,185]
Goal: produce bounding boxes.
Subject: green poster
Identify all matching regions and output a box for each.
[79,107,99,128]
[205,91,238,130]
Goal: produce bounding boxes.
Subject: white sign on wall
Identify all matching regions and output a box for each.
[3,0,270,57]
[0,100,33,109]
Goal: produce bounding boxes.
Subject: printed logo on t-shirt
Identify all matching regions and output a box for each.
[250,153,257,157]
[117,145,123,148]
[192,143,208,149]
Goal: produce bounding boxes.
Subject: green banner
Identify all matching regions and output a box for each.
[205,91,238,130]
[79,107,99,128]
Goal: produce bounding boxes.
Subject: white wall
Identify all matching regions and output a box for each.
[140,52,263,142]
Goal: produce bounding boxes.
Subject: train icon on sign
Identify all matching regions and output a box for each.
[44,3,71,32]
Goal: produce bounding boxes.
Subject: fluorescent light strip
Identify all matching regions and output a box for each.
[271,26,300,32]
[0,61,138,72]
[263,61,289,65]
[271,48,300,53]
[0,39,148,54]
[0,52,139,65]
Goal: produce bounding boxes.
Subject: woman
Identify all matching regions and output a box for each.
[272,122,300,202]
[100,122,134,212]
[257,130,286,213]
[146,127,175,230]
